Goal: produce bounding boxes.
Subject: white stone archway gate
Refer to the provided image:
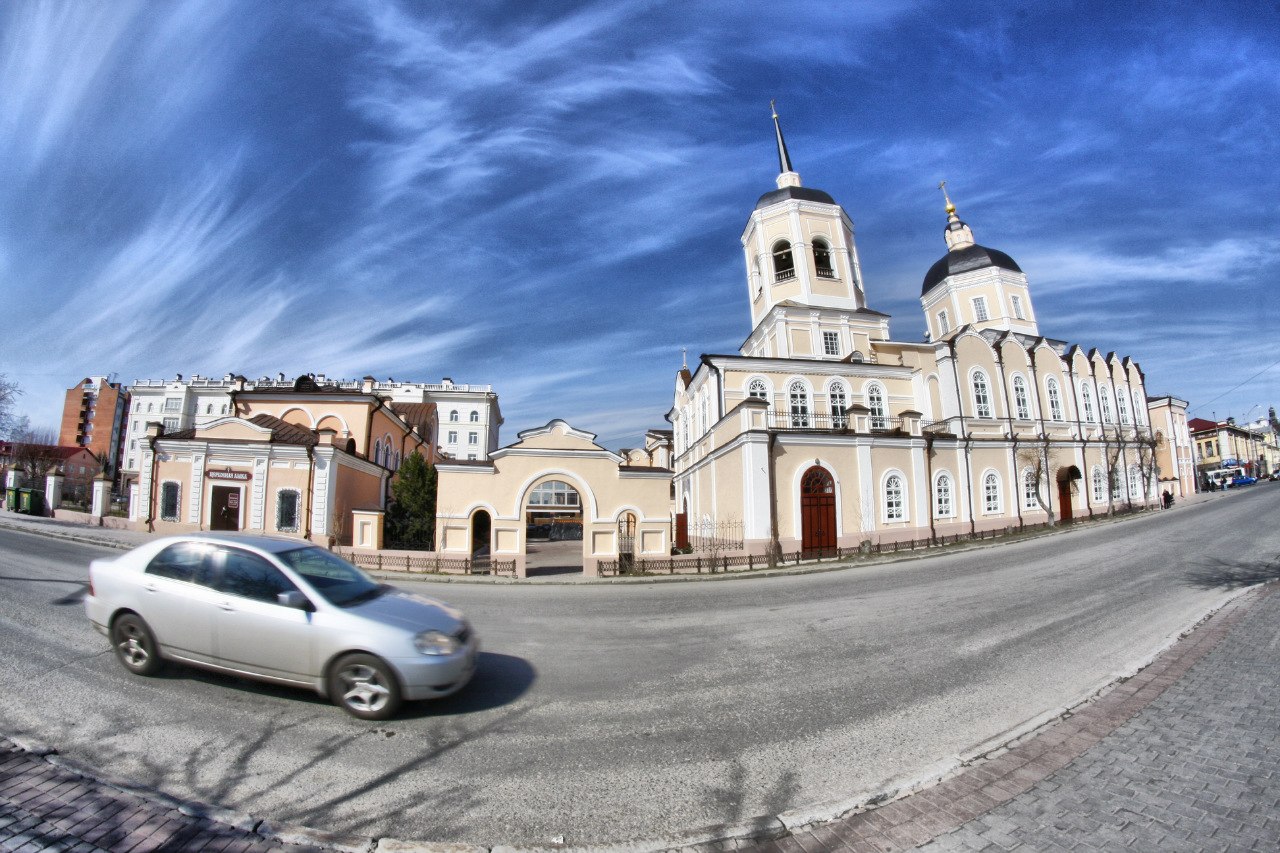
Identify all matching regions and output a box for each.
[434,420,672,577]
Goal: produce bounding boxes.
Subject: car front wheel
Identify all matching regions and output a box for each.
[111,614,162,676]
[329,653,402,720]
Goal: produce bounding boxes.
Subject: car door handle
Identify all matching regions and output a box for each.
[218,601,235,612]
[143,583,157,593]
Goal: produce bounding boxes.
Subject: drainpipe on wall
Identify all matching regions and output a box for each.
[925,434,937,542]
[947,340,976,536]
[145,434,158,533]
[767,429,781,566]
[304,444,314,541]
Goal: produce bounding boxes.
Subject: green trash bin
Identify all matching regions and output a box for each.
[17,488,44,516]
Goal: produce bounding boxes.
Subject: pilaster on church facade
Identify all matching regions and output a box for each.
[669,110,1161,556]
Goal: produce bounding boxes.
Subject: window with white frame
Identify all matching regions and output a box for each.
[867,383,887,428]
[1012,375,1031,420]
[162,417,179,432]
[1116,390,1130,424]
[822,331,840,356]
[972,296,989,322]
[449,410,459,422]
[1133,392,1145,424]
[813,238,835,278]
[1128,466,1141,499]
[1099,387,1113,423]
[935,473,954,518]
[163,398,181,413]
[747,379,769,401]
[1023,469,1040,509]
[468,453,477,460]
[1047,377,1065,421]
[1081,384,1096,423]
[529,480,580,507]
[983,472,1001,513]
[276,490,301,532]
[1110,466,1122,496]
[160,482,180,522]
[374,440,382,464]
[1092,467,1106,502]
[1011,294,1025,320]
[938,310,950,335]
[447,431,457,444]
[972,370,993,418]
[773,240,795,281]
[789,381,810,428]
[468,432,478,445]
[829,381,848,429]
[884,474,905,521]
[470,411,479,422]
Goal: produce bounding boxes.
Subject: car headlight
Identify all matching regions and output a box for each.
[414,630,460,656]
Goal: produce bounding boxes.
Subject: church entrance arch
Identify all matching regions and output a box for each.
[800,466,836,554]
[523,478,585,576]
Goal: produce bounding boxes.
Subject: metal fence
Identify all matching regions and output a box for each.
[687,518,744,553]
[337,549,517,577]
[597,513,1152,577]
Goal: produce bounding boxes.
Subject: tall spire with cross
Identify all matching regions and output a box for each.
[771,100,802,189]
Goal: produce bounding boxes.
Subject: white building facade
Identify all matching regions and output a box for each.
[669,113,1160,556]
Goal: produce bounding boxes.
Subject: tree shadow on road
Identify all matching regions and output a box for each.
[1183,557,1280,590]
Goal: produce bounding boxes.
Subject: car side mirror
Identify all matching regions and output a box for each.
[277,590,313,611]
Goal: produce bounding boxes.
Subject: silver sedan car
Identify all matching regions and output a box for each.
[85,534,478,720]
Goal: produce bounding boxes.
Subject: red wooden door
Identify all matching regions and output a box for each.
[1057,479,1073,522]
[801,467,836,553]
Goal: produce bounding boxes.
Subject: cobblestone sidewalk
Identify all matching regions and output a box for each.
[753,583,1278,853]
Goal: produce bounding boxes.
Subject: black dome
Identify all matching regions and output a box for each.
[754,185,836,211]
[922,244,1022,296]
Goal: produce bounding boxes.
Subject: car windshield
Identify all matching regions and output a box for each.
[277,547,386,607]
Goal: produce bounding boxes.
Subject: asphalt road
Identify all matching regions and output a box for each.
[1,487,1276,847]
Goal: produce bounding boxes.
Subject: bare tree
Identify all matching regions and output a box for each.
[0,375,20,439]
[1136,432,1163,503]
[1103,442,1126,514]
[9,427,63,485]
[1015,442,1060,526]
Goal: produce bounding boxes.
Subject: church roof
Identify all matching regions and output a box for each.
[921,243,1022,296]
[754,185,836,211]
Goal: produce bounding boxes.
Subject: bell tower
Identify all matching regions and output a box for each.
[738,104,888,360]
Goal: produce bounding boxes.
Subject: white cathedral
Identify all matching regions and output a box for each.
[669,110,1159,555]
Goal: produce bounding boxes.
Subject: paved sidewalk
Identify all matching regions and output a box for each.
[752,581,1279,853]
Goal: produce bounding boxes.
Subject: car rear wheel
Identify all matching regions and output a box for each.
[111,614,162,676]
[329,653,402,720]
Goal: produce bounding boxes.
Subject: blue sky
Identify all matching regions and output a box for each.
[2,1,1277,446]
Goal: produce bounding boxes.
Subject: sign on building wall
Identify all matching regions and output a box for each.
[206,469,252,482]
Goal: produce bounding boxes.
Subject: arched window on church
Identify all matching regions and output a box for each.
[1023,469,1040,509]
[747,379,769,403]
[812,238,835,278]
[1099,385,1113,424]
[1012,375,1031,420]
[374,440,382,465]
[470,411,479,422]
[884,474,905,522]
[1092,466,1107,502]
[788,381,810,428]
[1133,392,1145,425]
[934,473,954,518]
[972,370,993,419]
[1081,384,1096,423]
[1116,389,1131,424]
[449,410,459,422]
[829,381,848,429]
[773,240,795,282]
[867,382,888,429]
[983,472,1002,513]
[1046,378,1064,421]
[1128,465,1141,500]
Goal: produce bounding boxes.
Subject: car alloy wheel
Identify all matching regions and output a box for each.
[330,653,402,720]
[111,614,162,676]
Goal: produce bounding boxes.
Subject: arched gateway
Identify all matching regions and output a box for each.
[434,420,672,577]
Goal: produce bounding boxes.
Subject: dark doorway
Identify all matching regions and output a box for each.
[210,486,240,531]
[800,466,836,553]
[470,510,491,570]
[675,498,689,550]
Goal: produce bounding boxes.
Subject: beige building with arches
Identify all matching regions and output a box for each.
[670,111,1161,557]
[434,420,672,577]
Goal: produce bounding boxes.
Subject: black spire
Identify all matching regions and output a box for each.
[771,100,794,175]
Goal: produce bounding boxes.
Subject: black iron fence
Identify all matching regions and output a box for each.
[597,511,1155,577]
[688,519,744,552]
[336,549,517,577]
